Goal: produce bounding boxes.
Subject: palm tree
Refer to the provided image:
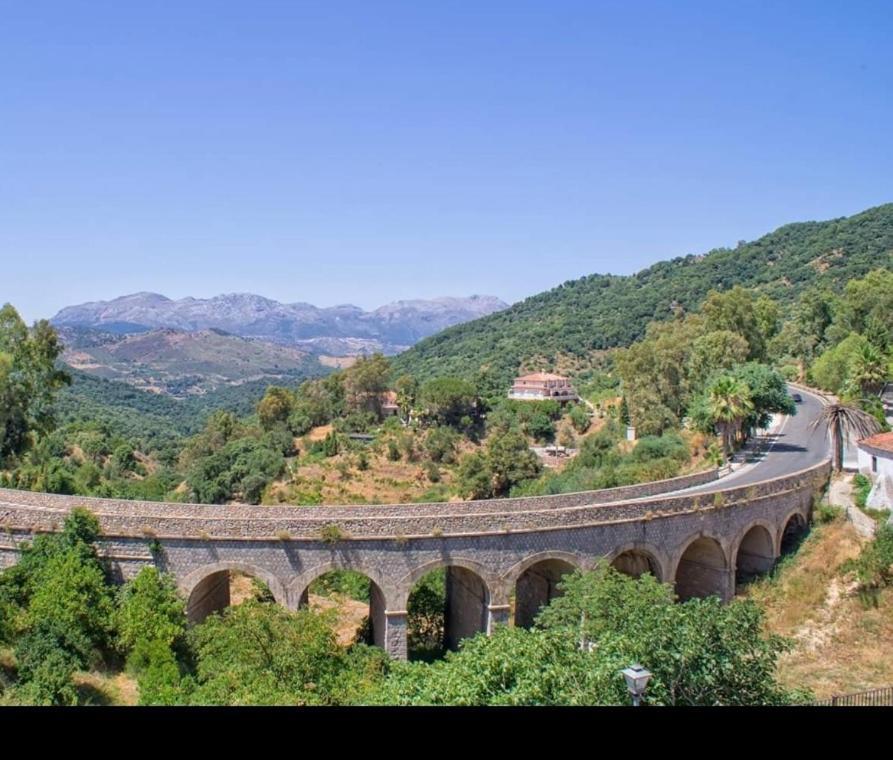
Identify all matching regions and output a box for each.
[708,376,754,456]
[810,402,883,472]
[845,343,889,397]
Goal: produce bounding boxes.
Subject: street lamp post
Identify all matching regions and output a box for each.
[620,664,652,706]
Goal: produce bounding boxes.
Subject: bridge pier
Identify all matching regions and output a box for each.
[384,610,408,660]
[444,566,490,651]
[487,603,511,631]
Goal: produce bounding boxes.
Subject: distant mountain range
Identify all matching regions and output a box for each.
[52,292,508,356]
[51,292,508,398]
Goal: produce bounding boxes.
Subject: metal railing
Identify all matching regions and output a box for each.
[813,686,893,706]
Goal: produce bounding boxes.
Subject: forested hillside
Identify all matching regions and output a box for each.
[393,204,893,386]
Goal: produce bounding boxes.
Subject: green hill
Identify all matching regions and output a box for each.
[392,203,893,387]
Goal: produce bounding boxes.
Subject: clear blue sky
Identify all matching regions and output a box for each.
[2,1,891,322]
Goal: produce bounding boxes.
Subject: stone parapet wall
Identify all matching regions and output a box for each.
[0,462,828,541]
[0,467,718,520]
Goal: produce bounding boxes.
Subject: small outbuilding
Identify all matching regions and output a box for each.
[857,431,893,512]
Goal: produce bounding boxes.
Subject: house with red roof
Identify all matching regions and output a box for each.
[857,431,893,512]
[508,372,579,403]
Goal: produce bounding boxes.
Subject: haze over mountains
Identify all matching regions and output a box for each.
[52,292,508,356]
[51,292,508,398]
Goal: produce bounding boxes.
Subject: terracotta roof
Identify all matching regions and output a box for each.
[858,431,893,455]
[514,372,569,382]
[380,390,398,407]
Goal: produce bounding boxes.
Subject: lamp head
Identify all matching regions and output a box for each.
[621,664,652,696]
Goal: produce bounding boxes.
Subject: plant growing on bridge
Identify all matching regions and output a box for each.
[319,524,348,544]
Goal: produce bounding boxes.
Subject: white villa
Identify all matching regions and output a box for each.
[508,372,579,403]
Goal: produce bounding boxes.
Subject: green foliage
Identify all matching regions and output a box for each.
[454,451,493,499]
[485,430,542,496]
[0,305,70,465]
[394,204,893,386]
[852,473,872,510]
[185,601,379,705]
[568,404,591,434]
[0,509,117,704]
[116,568,187,661]
[342,354,391,418]
[815,502,843,524]
[134,637,190,706]
[418,377,479,429]
[407,569,446,661]
[377,567,796,706]
[183,416,286,504]
[26,544,116,653]
[630,433,689,464]
[309,571,371,603]
[424,426,459,463]
[257,386,296,431]
[810,333,871,393]
[845,525,893,608]
[12,619,90,706]
[319,524,347,544]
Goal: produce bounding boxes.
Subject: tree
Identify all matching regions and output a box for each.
[394,374,419,422]
[811,402,882,472]
[707,376,754,455]
[117,568,187,660]
[343,354,391,418]
[376,567,796,706]
[568,404,590,434]
[454,452,493,500]
[257,387,295,431]
[12,619,90,706]
[418,377,478,428]
[729,363,796,436]
[845,342,889,398]
[700,286,767,360]
[186,601,375,705]
[485,430,542,496]
[0,304,70,464]
[810,333,871,394]
[425,426,459,464]
[687,330,750,388]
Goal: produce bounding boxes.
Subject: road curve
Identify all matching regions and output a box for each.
[682,385,830,495]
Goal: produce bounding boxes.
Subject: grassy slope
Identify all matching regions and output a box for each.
[745,516,893,699]
[393,203,893,386]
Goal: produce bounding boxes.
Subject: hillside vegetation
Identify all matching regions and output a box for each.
[393,204,893,387]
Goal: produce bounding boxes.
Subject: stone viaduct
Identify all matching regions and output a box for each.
[0,459,831,660]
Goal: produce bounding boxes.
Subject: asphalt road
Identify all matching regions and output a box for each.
[680,385,830,495]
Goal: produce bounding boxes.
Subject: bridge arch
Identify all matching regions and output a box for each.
[179,562,289,624]
[505,551,584,629]
[289,562,393,650]
[398,558,498,659]
[779,509,809,556]
[607,542,669,582]
[732,521,777,588]
[672,533,730,602]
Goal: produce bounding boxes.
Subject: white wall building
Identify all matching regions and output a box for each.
[857,432,893,512]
